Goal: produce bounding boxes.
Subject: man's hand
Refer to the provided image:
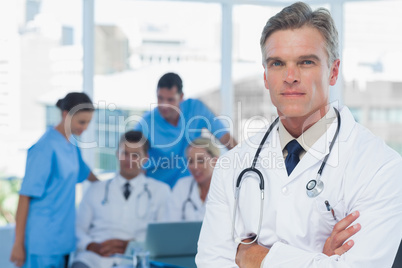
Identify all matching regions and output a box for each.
[10,242,25,267]
[236,238,269,268]
[87,239,129,257]
[100,239,129,256]
[323,211,361,256]
[87,242,103,255]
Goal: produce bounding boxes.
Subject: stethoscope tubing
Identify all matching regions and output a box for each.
[232,117,279,245]
[232,108,341,244]
[182,179,198,220]
[101,179,152,219]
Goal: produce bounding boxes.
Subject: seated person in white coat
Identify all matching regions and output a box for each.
[72,131,171,268]
[196,2,402,268]
[168,137,220,221]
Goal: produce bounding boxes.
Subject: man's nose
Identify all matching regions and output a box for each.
[284,64,300,84]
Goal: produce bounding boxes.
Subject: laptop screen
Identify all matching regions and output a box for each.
[145,221,202,258]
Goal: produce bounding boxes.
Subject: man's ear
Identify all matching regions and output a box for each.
[263,66,269,90]
[329,59,341,86]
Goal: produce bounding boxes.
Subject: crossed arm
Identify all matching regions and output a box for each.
[235,211,361,268]
[197,151,402,268]
[76,191,130,257]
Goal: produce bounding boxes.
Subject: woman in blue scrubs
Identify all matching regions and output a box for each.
[10,92,98,268]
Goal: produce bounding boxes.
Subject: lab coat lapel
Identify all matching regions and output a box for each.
[131,173,146,198]
[261,125,287,181]
[287,111,340,181]
[287,106,356,181]
[110,173,132,202]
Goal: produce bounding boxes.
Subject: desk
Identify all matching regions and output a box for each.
[126,239,197,268]
[112,254,186,268]
[151,257,195,268]
[0,224,15,268]
[114,260,185,268]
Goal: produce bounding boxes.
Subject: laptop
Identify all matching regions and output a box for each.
[144,221,203,268]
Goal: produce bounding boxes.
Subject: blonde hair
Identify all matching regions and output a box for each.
[187,137,221,158]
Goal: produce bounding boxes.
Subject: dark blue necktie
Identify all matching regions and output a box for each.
[123,182,131,200]
[285,140,304,175]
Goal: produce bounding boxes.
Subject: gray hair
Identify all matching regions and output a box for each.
[260,2,339,67]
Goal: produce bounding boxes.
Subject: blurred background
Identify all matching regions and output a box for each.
[0,0,401,227]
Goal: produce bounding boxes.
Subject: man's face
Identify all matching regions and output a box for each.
[263,26,340,121]
[157,86,183,122]
[117,142,148,179]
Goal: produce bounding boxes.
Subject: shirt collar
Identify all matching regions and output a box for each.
[279,107,336,153]
[115,172,146,188]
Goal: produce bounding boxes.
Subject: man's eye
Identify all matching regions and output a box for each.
[272,61,282,67]
[303,60,313,65]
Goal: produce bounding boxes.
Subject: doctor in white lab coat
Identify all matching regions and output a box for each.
[196,3,402,268]
[72,131,171,268]
[168,137,220,221]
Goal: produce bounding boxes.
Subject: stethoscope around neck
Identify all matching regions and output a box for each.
[101,178,152,219]
[181,179,198,220]
[231,108,341,244]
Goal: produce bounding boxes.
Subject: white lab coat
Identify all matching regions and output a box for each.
[168,176,206,221]
[74,173,171,268]
[196,106,402,268]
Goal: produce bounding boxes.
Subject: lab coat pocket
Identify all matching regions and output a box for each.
[313,198,346,239]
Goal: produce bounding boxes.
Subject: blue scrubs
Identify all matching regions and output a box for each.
[19,128,90,267]
[134,98,228,188]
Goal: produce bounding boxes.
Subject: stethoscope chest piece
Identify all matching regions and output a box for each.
[305,107,341,198]
[306,178,324,198]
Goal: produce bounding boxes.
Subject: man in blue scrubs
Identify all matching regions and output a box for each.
[134,72,237,188]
